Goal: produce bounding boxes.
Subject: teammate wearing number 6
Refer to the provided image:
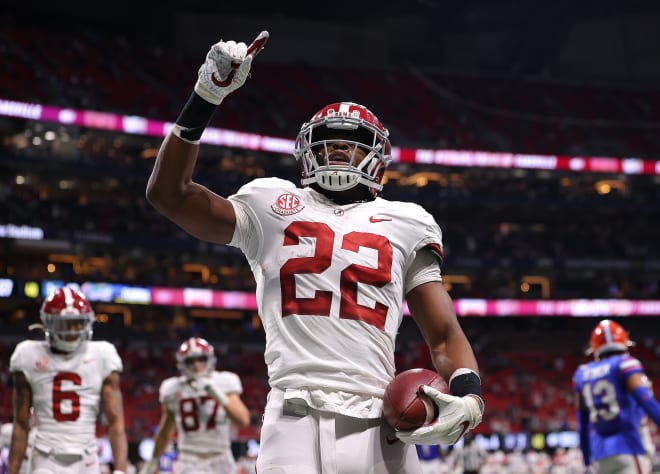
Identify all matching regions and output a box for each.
[573,319,660,474]
[7,286,128,474]
[147,30,484,473]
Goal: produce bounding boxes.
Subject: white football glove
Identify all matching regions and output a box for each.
[396,385,484,446]
[191,375,230,406]
[194,30,269,105]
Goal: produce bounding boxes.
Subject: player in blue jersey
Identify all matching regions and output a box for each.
[573,319,660,474]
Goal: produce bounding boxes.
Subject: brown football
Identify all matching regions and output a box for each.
[382,368,449,431]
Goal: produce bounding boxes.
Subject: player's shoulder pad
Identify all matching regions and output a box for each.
[573,363,587,380]
[159,376,181,394]
[238,177,297,192]
[378,198,438,225]
[87,340,120,356]
[10,340,48,373]
[12,339,40,354]
[10,339,44,360]
[378,197,430,214]
[619,354,643,372]
[87,339,115,349]
[214,370,242,392]
[214,370,240,380]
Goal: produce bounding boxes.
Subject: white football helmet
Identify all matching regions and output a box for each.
[294,102,392,198]
[176,337,216,378]
[40,287,95,353]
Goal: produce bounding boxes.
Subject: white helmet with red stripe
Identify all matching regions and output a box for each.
[294,102,392,198]
[40,286,95,352]
[176,337,216,378]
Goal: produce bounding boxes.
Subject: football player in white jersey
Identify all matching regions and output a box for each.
[7,287,128,474]
[146,31,484,473]
[140,337,250,474]
[1,419,35,474]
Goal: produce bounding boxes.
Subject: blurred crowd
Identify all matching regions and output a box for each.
[2,19,660,157]
[2,135,659,300]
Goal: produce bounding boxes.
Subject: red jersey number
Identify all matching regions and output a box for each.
[280,222,393,330]
[52,372,82,422]
[179,396,220,432]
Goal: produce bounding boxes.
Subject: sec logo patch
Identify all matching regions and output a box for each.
[271,193,305,216]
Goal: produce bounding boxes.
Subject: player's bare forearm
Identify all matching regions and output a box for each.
[107,426,128,472]
[148,32,267,244]
[226,393,251,427]
[8,372,31,474]
[407,281,479,380]
[7,425,27,474]
[102,372,128,471]
[151,406,176,462]
[146,133,236,244]
[146,133,198,207]
[429,326,479,379]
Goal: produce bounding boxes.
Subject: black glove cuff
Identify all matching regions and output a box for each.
[449,369,482,398]
[174,91,217,142]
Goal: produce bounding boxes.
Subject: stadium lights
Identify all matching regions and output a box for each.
[1,278,660,316]
[1,98,659,175]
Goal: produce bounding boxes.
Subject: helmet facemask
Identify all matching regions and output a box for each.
[40,287,95,353]
[43,314,94,353]
[176,337,216,379]
[294,103,392,199]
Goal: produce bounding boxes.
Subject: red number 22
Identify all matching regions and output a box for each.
[279,221,392,330]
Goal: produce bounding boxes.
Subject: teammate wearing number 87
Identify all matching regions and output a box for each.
[147,30,484,473]
[573,319,660,474]
[139,337,250,474]
[7,286,128,474]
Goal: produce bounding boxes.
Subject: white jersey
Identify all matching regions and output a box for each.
[1,423,35,474]
[159,371,243,455]
[229,178,443,417]
[9,340,122,455]
[0,423,12,453]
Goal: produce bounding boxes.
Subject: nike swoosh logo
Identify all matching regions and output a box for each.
[386,436,399,445]
[211,69,237,87]
[369,216,392,223]
[454,421,470,444]
[210,32,268,88]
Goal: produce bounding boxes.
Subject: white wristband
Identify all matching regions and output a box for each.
[194,81,224,106]
[170,124,201,145]
[113,470,126,474]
